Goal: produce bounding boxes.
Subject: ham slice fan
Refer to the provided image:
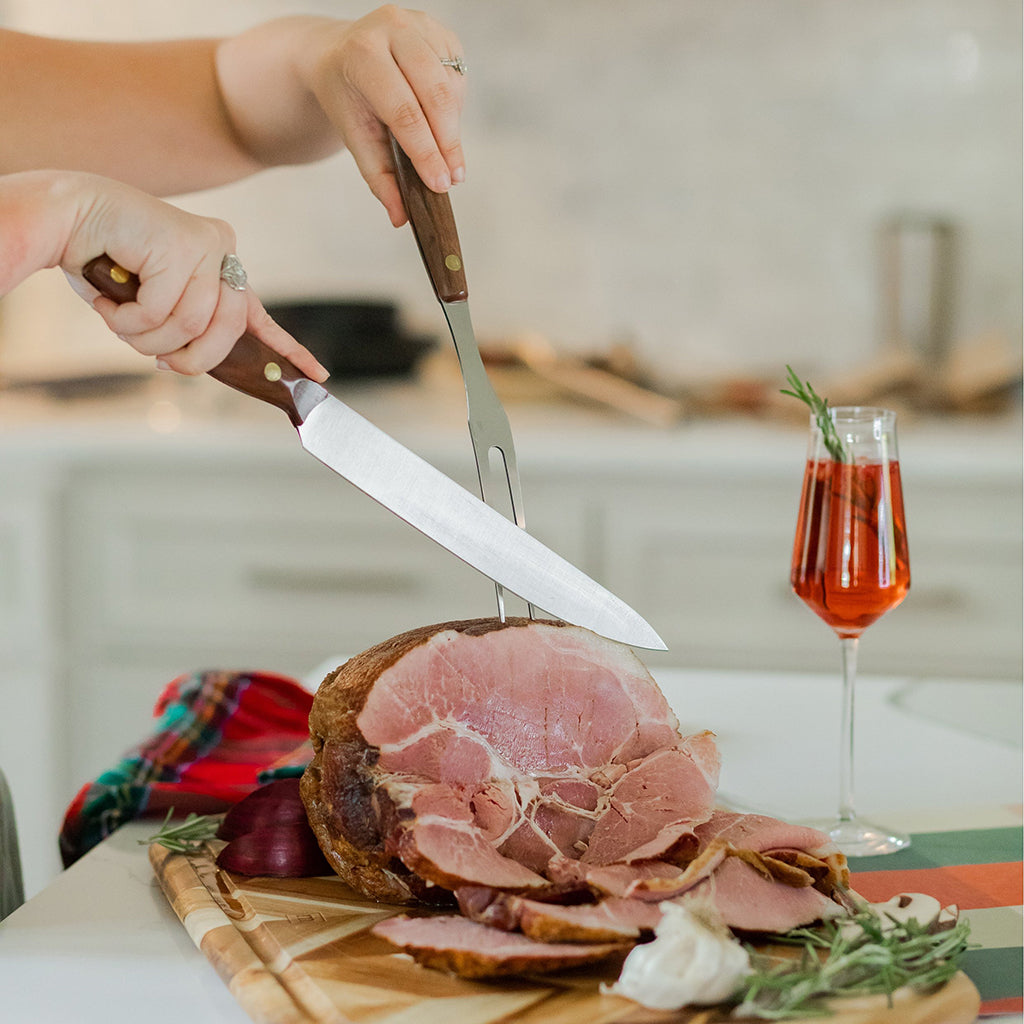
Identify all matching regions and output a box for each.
[300,617,851,980]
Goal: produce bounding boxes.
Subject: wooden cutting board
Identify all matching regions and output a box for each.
[149,843,980,1024]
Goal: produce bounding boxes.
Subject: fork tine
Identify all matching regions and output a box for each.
[444,303,535,620]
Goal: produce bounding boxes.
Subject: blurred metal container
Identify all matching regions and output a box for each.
[878,214,956,368]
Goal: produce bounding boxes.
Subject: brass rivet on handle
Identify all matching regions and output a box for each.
[264,362,282,382]
[445,254,462,272]
[110,265,131,285]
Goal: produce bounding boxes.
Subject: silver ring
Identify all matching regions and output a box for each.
[219,253,247,291]
[440,56,467,75]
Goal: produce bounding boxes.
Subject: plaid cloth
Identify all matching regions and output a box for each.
[849,820,1024,1017]
[59,670,313,867]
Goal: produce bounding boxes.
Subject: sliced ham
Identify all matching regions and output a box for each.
[681,856,846,933]
[627,811,847,901]
[516,897,661,943]
[371,914,627,978]
[561,858,681,897]
[695,810,843,860]
[580,736,719,865]
[456,886,662,943]
[301,618,718,902]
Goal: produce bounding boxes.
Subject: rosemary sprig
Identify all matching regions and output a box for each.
[138,808,220,852]
[733,908,972,1020]
[781,365,848,463]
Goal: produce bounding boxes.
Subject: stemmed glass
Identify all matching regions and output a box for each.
[790,406,912,856]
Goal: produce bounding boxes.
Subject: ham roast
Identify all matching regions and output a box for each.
[301,617,718,903]
[300,617,850,978]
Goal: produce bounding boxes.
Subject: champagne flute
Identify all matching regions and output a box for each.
[790,406,911,856]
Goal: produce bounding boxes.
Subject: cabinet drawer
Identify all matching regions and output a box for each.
[0,486,51,665]
[64,464,589,659]
[0,666,64,899]
[867,534,1023,678]
[601,477,802,670]
[601,476,1023,679]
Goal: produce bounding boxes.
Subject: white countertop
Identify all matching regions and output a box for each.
[0,667,1020,1024]
[1,372,1020,481]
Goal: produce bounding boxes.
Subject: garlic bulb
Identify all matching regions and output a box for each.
[604,900,751,1010]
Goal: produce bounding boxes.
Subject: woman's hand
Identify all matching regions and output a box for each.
[2,170,328,380]
[2,7,468,220]
[217,6,468,227]
[307,6,468,226]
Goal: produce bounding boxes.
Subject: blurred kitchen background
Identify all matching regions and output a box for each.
[0,0,1021,896]
[0,0,1020,387]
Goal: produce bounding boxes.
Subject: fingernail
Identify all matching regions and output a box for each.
[452,165,465,184]
[434,171,452,192]
[155,358,172,372]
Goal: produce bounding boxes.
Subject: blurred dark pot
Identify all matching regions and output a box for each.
[265,300,435,378]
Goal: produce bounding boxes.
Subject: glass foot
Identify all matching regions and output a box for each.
[805,816,911,857]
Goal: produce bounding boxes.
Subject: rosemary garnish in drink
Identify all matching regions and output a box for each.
[781,365,848,463]
[733,908,972,1020]
[138,809,220,852]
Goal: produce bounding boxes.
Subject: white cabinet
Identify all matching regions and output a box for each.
[0,406,1020,898]
[865,467,1023,680]
[601,471,808,673]
[63,461,489,666]
[599,459,1024,679]
[0,461,63,898]
[59,455,596,788]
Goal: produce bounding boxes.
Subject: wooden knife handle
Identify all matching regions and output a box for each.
[81,254,318,427]
[389,131,468,304]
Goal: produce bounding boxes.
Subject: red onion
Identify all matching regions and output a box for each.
[216,778,308,840]
[216,822,331,877]
[213,777,331,877]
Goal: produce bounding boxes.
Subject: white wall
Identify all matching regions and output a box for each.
[1,0,1019,384]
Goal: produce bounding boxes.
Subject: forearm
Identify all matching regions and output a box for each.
[214,16,347,167]
[0,30,262,196]
[0,6,465,224]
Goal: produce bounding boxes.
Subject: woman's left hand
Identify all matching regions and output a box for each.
[302,6,468,227]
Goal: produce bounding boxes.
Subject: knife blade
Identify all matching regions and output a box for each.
[81,255,667,650]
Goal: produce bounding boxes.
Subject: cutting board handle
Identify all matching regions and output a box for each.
[389,131,469,305]
[81,254,318,427]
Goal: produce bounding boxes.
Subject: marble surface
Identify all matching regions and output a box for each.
[1,371,1020,479]
[0,667,1020,1023]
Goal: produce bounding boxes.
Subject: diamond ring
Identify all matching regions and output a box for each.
[440,56,467,75]
[219,254,247,291]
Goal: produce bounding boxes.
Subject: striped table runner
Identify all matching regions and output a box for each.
[848,807,1023,1018]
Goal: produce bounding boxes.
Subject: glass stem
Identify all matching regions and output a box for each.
[838,636,859,823]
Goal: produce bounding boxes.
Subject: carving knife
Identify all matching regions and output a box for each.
[82,255,667,651]
[389,133,530,621]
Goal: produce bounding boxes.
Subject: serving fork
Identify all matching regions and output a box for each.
[389,135,534,622]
